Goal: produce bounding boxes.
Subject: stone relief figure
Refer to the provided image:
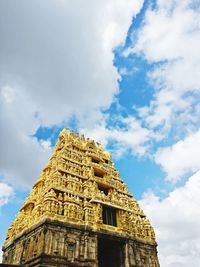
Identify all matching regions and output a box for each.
[58,203,63,215]
[94,203,102,224]
[128,244,136,266]
[58,192,63,202]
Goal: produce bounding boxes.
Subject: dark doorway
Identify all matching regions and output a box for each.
[98,238,123,267]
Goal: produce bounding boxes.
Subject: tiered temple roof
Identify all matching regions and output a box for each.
[4,128,155,248]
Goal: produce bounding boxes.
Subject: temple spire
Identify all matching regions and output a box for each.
[2,128,159,267]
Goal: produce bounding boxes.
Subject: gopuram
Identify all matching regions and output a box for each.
[2,129,160,267]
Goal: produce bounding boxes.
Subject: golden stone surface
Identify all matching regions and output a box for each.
[4,128,156,248]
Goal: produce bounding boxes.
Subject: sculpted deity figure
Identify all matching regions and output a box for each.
[70,205,76,219]
[78,208,83,221]
[95,203,102,223]
[111,189,118,201]
[64,192,68,202]
[33,204,41,218]
[64,203,69,217]
[119,211,127,229]
[58,203,63,215]
[58,192,63,202]
[51,201,57,214]
[46,201,51,212]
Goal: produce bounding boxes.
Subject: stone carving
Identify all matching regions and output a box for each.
[2,128,159,267]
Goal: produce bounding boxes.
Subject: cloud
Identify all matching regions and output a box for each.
[0,0,144,187]
[128,0,200,137]
[0,182,13,207]
[80,115,151,157]
[0,85,52,188]
[139,170,200,267]
[0,0,143,126]
[155,129,200,182]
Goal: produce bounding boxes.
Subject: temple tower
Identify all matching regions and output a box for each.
[2,128,160,267]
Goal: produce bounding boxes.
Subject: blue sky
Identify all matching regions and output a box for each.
[1,1,200,266]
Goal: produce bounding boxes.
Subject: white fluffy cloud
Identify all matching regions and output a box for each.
[0,182,13,207]
[0,0,143,126]
[0,85,52,188]
[80,116,151,157]
[155,129,200,182]
[139,170,200,267]
[129,0,200,136]
[0,0,144,187]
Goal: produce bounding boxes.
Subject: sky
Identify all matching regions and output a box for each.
[0,0,200,266]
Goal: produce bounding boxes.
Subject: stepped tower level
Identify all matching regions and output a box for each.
[2,129,160,267]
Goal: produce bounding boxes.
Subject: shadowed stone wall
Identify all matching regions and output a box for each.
[2,219,159,267]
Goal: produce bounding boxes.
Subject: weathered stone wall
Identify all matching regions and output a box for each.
[125,241,160,267]
[2,219,159,267]
[3,220,98,267]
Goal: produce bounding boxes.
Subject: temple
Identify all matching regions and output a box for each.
[2,128,160,267]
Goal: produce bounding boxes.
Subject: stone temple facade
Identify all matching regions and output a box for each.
[2,129,160,267]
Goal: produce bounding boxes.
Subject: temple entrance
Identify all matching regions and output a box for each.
[98,237,123,267]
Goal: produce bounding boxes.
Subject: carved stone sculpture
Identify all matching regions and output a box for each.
[2,128,160,267]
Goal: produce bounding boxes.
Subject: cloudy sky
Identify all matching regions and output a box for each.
[0,0,200,266]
